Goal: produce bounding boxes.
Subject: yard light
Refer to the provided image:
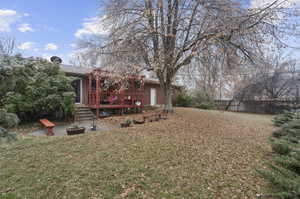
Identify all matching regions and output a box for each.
[91,116,97,131]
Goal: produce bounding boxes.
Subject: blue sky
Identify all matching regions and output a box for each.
[0,0,103,64]
[0,0,300,65]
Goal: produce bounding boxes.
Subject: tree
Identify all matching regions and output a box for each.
[233,54,299,101]
[0,34,16,105]
[1,55,75,122]
[0,34,14,58]
[80,0,299,112]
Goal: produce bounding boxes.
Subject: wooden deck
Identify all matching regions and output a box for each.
[88,104,143,109]
[88,69,145,117]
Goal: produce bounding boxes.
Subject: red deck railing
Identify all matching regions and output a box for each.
[87,69,145,117]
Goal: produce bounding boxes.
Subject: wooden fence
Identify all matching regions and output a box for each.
[214,100,300,114]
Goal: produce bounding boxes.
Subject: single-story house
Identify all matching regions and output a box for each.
[60,65,182,117]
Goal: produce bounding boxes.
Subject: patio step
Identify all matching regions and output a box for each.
[74,105,95,122]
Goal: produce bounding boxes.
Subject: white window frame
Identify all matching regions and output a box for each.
[75,79,83,104]
[150,88,157,106]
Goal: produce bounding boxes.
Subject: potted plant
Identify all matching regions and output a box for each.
[121,119,132,128]
[66,124,85,135]
[133,118,145,124]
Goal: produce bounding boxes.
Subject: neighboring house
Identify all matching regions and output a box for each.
[60,65,182,117]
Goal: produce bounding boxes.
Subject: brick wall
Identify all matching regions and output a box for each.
[144,83,164,105]
[144,83,182,106]
[80,76,182,106]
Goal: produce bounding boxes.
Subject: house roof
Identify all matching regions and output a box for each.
[144,78,161,85]
[60,64,93,75]
[59,64,183,88]
[144,78,183,88]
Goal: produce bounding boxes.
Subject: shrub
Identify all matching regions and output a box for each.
[2,56,75,122]
[257,164,300,199]
[0,127,17,142]
[272,129,289,138]
[270,139,292,155]
[274,151,300,174]
[259,111,300,198]
[192,91,215,110]
[0,109,20,128]
[0,109,19,143]
[257,150,300,198]
[273,111,300,127]
[282,119,300,130]
[196,102,215,110]
[174,93,193,107]
[273,119,300,140]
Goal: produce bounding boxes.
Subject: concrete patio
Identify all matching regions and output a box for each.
[30,120,116,136]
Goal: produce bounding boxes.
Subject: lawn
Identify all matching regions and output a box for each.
[0,108,275,199]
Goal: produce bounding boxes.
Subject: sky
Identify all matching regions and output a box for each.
[0,0,104,64]
[0,0,300,65]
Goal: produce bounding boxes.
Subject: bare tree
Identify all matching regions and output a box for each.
[79,0,299,112]
[233,52,299,101]
[0,34,15,59]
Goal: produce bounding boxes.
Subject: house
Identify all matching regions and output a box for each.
[60,65,182,117]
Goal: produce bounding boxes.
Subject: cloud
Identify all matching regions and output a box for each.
[0,9,19,32]
[75,15,109,39]
[41,25,57,32]
[41,53,52,60]
[18,23,34,32]
[250,0,300,9]
[70,43,77,48]
[17,42,35,50]
[44,43,58,51]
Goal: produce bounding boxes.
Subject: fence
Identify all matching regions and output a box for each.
[214,100,300,114]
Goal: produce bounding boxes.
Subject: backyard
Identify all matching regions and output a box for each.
[0,108,275,199]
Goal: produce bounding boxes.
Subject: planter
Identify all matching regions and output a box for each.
[133,119,145,124]
[120,122,131,128]
[66,127,85,135]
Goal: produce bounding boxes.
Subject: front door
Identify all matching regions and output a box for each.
[72,79,82,104]
[150,88,157,106]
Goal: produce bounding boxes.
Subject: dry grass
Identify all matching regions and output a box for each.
[0,108,275,199]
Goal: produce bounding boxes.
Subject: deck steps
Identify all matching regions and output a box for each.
[74,105,95,121]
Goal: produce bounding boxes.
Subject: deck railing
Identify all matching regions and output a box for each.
[88,92,97,106]
[87,69,145,116]
[88,90,144,108]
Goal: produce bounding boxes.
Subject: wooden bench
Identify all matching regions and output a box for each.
[133,111,168,124]
[39,119,55,136]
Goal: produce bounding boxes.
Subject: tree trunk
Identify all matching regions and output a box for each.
[163,83,173,113]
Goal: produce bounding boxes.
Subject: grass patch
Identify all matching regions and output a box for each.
[0,108,275,198]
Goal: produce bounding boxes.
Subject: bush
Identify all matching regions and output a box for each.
[174,93,193,107]
[272,119,300,140]
[272,129,289,138]
[192,91,215,110]
[2,56,75,122]
[270,139,292,155]
[273,111,300,127]
[0,109,19,143]
[282,119,300,130]
[257,150,300,198]
[257,164,300,199]
[259,111,300,198]
[274,151,300,174]
[0,109,20,128]
[0,127,17,142]
[196,102,215,110]
[174,90,215,110]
